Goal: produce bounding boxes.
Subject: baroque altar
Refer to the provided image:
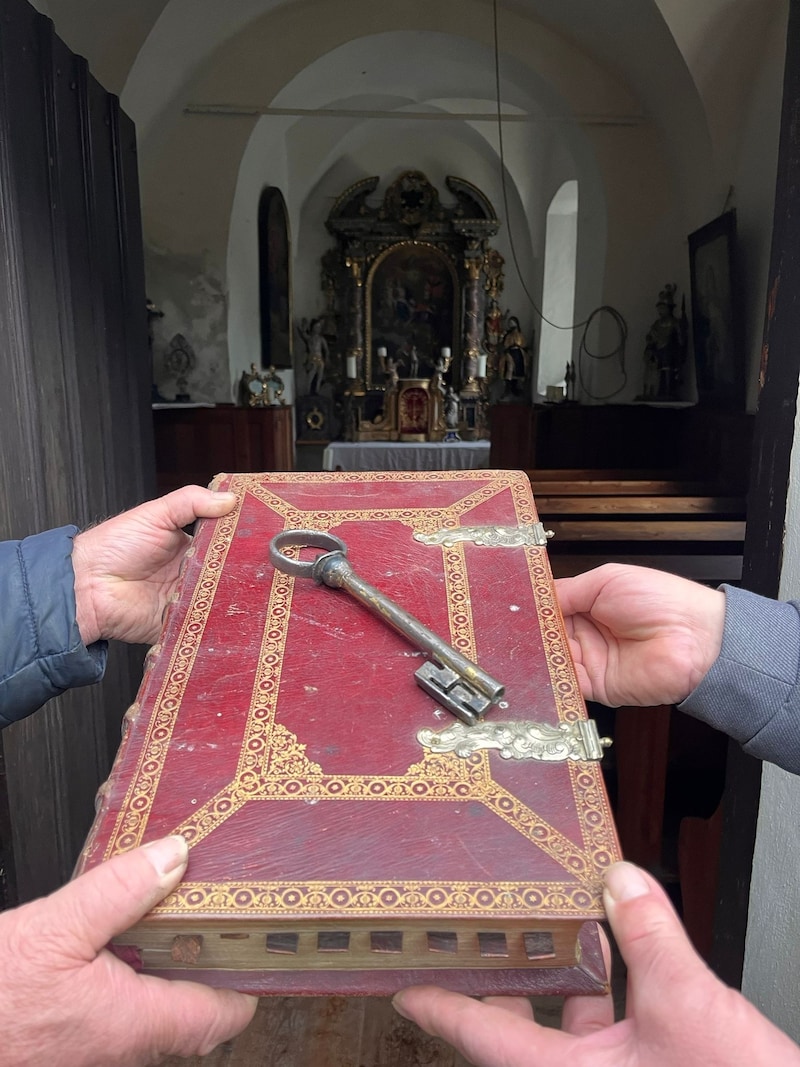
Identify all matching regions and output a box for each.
[303,171,509,443]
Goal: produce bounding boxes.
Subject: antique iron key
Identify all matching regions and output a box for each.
[269,529,504,726]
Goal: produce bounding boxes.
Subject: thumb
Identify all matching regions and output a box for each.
[40,836,189,959]
[603,861,710,1010]
[156,485,238,529]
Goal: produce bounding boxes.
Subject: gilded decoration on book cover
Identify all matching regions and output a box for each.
[102,470,618,919]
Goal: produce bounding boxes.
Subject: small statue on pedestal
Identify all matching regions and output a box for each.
[296,317,329,395]
[384,355,401,392]
[403,343,419,378]
[443,386,461,441]
[431,349,450,398]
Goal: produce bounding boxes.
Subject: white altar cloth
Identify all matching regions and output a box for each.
[322,440,491,472]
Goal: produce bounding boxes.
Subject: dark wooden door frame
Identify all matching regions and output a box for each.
[711,0,800,986]
[0,0,155,904]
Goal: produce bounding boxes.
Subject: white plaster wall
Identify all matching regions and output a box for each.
[120,0,782,411]
[739,13,799,1022]
[130,1,690,408]
[538,183,578,394]
[222,25,616,401]
[147,247,230,403]
[742,389,800,1039]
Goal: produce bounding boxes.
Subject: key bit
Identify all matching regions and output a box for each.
[269,529,504,726]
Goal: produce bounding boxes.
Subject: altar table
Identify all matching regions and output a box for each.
[322,440,491,472]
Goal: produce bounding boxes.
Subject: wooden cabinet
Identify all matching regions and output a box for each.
[153,404,295,494]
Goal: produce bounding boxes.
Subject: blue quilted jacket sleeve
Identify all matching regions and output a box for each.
[680,584,800,775]
[0,526,107,727]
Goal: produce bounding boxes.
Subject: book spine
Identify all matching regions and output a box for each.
[74,507,218,878]
[72,698,141,875]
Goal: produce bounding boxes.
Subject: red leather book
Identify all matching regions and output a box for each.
[75,469,621,996]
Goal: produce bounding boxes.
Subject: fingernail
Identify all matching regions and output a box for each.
[392,992,410,1019]
[142,835,189,877]
[214,492,237,502]
[603,861,651,902]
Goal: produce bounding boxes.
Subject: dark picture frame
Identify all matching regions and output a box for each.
[258,187,292,368]
[688,209,744,408]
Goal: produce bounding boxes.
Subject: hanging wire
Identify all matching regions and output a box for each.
[490,0,629,395]
[577,305,628,400]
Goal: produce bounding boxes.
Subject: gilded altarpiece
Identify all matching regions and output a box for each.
[321,172,503,441]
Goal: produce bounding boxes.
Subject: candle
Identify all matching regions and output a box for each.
[377,346,387,358]
[477,354,488,378]
[440,347,451,358]
[346,355,357,379]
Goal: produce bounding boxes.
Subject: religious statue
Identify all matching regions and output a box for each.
[443,386,461,440]
[642,284,688,401]
[484,297,505,352]
[384,355,400,392]
[407,344,419,378]
[296,317,329,395]
[431,349,451,398]
[499,317,529,398]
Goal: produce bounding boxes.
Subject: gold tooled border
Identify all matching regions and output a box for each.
[106,471,619,918]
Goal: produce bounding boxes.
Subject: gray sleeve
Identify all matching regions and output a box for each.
[679,584,800,774]
[0,526,108,727]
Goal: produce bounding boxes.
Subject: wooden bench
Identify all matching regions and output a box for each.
[523,470,747,937]
[526,470,747,585]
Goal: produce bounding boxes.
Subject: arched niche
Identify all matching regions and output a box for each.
[258,186,292,368]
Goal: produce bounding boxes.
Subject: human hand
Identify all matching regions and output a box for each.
[72,485,238,646]
[554,563,726,706]
[0,835,257,1066]
[393,861,800,1067]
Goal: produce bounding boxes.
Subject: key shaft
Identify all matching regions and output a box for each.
[314,551,503,709]
[269,529,505,725]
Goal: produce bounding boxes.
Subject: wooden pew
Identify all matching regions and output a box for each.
[525,469,747,926]
[526,470,747,585]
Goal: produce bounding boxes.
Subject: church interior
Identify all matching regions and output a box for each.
[2,0,798,1063]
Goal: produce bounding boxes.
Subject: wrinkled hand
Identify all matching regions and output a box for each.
[72,486,238,646]
[0,836,257,1066]
[554,563,726,707]
[393,861,800,1067]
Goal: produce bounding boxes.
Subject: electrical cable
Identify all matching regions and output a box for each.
[577,305,628,401]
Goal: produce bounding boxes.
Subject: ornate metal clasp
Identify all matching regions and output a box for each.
[413,523,553,548]
[417,719,611,762]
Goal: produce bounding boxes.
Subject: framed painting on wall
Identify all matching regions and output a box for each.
[688,209,744,409]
